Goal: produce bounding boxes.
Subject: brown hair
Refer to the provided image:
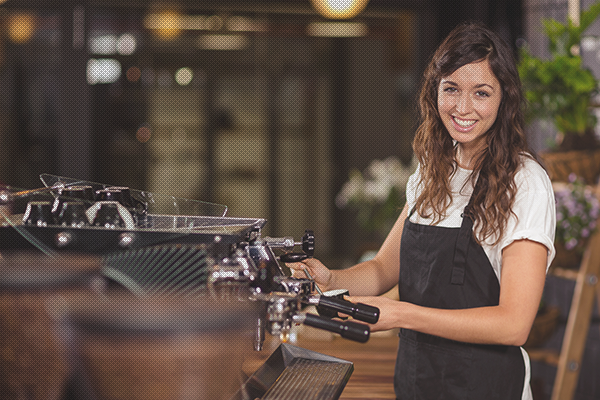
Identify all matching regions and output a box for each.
[413,22,532,244]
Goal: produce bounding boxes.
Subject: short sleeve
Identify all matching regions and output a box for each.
[499,157,556,271]
[405,163,422,212]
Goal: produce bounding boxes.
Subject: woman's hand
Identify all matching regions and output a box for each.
[286,258,334,293]
[345,295,403,332]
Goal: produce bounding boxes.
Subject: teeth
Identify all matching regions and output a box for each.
[453,117,476,128]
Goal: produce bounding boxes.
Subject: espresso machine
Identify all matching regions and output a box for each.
[0,174,380,400]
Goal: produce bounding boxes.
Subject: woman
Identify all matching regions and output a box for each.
[289,22,555,399]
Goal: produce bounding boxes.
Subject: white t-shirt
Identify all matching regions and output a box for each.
[406,156,556,275]
[404,155,556,400]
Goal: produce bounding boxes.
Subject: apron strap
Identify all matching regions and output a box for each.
[451,208,472,285]
[451,176,481,285]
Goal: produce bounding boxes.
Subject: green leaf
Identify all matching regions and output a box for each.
[517,4,600,136]
[580,1,600,31]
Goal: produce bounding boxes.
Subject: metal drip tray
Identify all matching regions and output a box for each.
[233,343,353,400]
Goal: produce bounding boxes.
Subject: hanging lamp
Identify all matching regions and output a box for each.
[310,0,369,19]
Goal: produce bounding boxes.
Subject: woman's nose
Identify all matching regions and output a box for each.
[456,93,473,114]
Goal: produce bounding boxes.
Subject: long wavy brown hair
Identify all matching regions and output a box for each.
[413,22,534,244]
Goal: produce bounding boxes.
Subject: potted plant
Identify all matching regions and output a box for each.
[518,1,600,183]
[553,173,600,268]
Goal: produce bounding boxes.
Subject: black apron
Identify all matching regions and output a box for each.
[395,191,526,400]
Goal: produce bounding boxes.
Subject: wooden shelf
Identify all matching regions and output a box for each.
[528,348,560,366]
[541,185,600,400]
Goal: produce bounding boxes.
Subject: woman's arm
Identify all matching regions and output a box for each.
[291,203,410,296]
[351,238,548,346]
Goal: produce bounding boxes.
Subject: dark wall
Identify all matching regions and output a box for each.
[434,0,523,49]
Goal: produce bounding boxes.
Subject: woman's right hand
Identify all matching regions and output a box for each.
[286,258,334,293]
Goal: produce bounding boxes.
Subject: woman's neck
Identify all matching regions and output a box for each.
[455,143,484,170]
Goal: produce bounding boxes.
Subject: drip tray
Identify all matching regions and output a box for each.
[232,343,354,400]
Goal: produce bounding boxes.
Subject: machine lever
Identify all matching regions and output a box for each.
[309,295,380,324]
[295,313,370,343]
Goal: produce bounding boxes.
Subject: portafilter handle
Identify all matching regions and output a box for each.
[306,294,380,324]
[293,313,370,343]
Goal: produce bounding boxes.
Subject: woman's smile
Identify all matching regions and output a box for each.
[452,116,477,130]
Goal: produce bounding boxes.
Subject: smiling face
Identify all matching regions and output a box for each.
[437,59,502,167]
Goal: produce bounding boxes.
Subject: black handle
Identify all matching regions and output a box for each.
[303,313,370,343]
[317,296,380,324]
[279,253,309,263]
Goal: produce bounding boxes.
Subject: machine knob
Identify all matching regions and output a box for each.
[302,230,315,256]
[278,229,315,263]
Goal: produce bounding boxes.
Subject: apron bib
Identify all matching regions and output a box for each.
[395,195,525,400]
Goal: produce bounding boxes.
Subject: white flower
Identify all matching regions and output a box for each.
[335,172,364,208]
[364,179,392,203]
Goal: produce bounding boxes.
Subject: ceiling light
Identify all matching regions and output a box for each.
[8,13,36,44]
[144,10,182,40]
[310,0,369,20]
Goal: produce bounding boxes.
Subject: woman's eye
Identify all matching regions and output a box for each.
[443,87,457,93]
[476,91,490,97]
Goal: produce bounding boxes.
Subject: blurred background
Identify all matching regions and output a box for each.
[3,2,600,398]
[0,0,571,267]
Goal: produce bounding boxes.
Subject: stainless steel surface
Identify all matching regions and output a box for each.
[0,175,266,255]
[102,245,212,296]
[233,343,353,400]
[263,358,353,400]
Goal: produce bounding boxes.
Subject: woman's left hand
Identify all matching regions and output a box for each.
[344,295,404,332]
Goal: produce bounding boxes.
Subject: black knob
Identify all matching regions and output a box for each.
[302,230,315,256]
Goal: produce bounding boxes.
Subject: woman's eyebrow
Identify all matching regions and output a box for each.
[440,80,496,91]
[440,79,456,86]
[474,83,495,90]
